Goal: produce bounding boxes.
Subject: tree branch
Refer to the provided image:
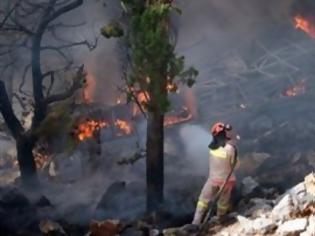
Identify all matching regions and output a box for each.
[0,0,22,29]
[44,71,55,97]
[19,64,32,97]
[0,80,24,139]
[41,39,98,52]
[38,0,84,35]
[45,65,85,104]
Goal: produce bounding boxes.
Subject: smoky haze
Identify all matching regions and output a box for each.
[2,0,314,226]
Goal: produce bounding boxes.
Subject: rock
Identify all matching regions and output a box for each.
[304,173,315,196]
[289,182,306,199]
[251,217,276,234]
[272,194,293,220]
[163,227,190,236]
[241,176,260,197]
[89,219,123,236]
[180,224,200,234]
[237,215,276,234]
[243,198,273,217]
[276,218,308,234]
[39,219,66,235]
[305,215,315,235]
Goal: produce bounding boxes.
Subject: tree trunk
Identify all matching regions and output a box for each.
[16,135,39,188]
[146,111,164,212]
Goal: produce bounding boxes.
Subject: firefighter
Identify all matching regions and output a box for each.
[192,122,240,225]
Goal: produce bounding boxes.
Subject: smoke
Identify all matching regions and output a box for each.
[178,124,212,174]
[291,0,315,17]
[2,0,315,227]
[174,0,295,72]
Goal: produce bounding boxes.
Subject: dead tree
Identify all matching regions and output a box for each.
[0,0,96,187]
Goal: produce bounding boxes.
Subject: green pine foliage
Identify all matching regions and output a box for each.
[102,0,198,113]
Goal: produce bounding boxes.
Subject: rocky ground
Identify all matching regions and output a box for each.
[161,173,315,236]
[209,172,315,236]
[0,173,313,235]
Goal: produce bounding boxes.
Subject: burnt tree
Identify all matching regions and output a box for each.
[0,0,95,187]
[102,0,198,212]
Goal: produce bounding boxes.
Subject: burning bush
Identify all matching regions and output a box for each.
[292,0,315,38]
[73,118,108,142]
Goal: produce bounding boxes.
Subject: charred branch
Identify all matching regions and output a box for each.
[12,92,27,110]
[19,64,32,97]
[44,71,55,97]
[41,39,98,52]
[31,0,84,127]
[45,65,85,104]
[0,0,22,29]
[0,80,24,139]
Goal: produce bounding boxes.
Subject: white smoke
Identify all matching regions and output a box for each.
[179,124,212,174]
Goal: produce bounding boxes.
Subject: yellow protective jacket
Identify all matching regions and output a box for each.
[209,143,237,183]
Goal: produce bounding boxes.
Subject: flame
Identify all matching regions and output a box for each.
[294,15,315,39]
[167,82,179,93]
[82,74,96,103]
[137,91,149,104]
[74,119,108,141]
[283,80,306,97]
[132,92,149,116]
[114,119,133,136]
[164,107,193,127]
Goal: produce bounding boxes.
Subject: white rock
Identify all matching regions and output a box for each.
[300,231,312,236]
[306,215,315,235]
[277,218,308,234]
[219,232,230,236]
[237,215,275,234]
[289,182,306,197]
[251,217,275,234]
[244,198,272,217]
[272,194,293,220]
[237,215,253,233]
[304,173,315,196]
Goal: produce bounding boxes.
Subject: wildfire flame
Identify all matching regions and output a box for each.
[166,82,179,93]
[114,119,133,136]
[283,80,306,97]
[74,119,108,141]
[164,107,193,127]
[294,15,315,39]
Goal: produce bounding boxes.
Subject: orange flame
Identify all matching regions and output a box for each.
[167,82,179,93]
[283,80,306,97]
[132,92,149,116]
[74,119,108,141]
[294,15,315,39]
[114,119,133,136]
[164,107,193,127]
